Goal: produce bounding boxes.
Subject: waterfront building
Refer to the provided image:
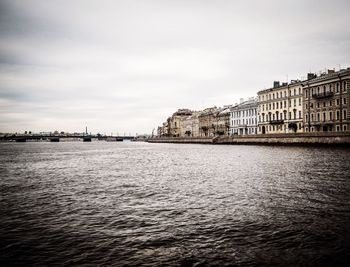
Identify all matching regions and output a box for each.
[198,107,231,137]
[168,109,193,137]
[157,121,169,137]
[184,111,201,137]
[302,68,350,132]
[198,107,218,137]
[257,80,304,134]
[230,98,258,135]
[214,107,231,136]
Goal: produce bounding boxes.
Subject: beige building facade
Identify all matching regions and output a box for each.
[198,107,218,137]
[258,80,304,134]
[184,111,201,137]
[167,109,193,137]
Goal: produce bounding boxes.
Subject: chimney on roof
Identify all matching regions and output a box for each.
[273,81,280,88]
[307,73,317,80]
[282,82,288,86]
[239,98,244,103]
[328,69,335,74]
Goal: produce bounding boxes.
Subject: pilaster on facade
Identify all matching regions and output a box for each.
[230,99,258,135]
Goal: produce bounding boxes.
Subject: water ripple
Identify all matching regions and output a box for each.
[1,142,350,266]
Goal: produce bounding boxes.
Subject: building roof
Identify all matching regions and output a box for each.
[301,68,350,85]
[230,99,257,110]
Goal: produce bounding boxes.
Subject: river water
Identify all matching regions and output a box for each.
[0,142,350,266]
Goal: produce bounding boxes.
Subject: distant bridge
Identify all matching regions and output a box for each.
[0,135,136,142]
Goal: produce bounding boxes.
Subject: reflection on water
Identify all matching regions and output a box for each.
[1,142,350,266]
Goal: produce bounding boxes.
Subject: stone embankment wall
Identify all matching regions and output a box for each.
[148,137,213,144]
[148,132,350,145]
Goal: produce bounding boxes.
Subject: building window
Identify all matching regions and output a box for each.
[330,100,332,106]
[299,111,301,119]
[343,81,347,91]
[336,83,340,93]
[317,113,320,121]
[344,125,348,131]
[344,98,347,105]
[337,99,340,105]
[336,125,340,132]
[323,112,326,121]
[343,110,347,120]
[330,112,333,121]
[336,110,340,120]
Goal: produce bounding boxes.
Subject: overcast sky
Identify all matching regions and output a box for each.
[1,0,350,134]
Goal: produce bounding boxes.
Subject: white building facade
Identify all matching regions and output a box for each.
[230,99,258,135]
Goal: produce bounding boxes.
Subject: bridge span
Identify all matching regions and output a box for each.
[0,135,136,142]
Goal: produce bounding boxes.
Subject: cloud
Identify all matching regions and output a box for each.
[0,0,350,134]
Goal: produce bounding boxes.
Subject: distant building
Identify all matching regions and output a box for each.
[168,109,193,137]
[214,107,231,136]
[302,68,350,132]
[230,98,258,135]
[198,107,218,137]
[184,111,201,137]
[257,79,303,134]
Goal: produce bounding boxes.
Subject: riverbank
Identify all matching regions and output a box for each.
[148,132,350,145]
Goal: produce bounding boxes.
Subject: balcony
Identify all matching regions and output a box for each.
[312,91,334,99]
[269,120,284,125]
